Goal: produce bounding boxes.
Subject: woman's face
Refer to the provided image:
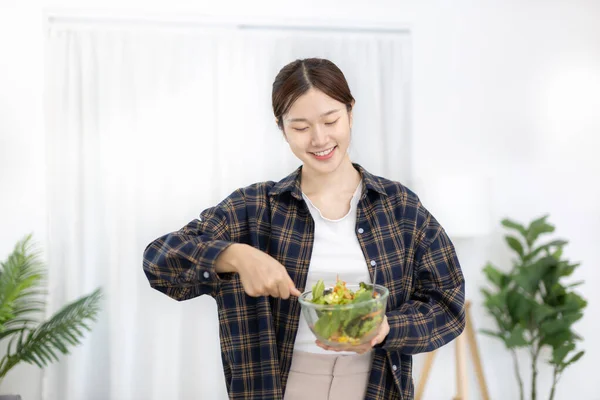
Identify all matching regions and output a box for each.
[281,88,353,176]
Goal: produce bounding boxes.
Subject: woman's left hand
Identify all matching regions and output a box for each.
[315,315,390,354]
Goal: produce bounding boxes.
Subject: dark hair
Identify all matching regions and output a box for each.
[272,58,355,130]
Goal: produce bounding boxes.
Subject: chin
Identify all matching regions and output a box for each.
[304,156,344,175]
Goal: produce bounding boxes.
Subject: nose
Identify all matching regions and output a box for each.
[310,125,328,148]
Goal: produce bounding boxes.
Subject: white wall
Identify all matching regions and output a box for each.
[1,0,599,399]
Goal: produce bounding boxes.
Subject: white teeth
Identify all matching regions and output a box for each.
[313,147,334,156]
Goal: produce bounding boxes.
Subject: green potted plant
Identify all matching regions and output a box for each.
[481,215,586,400]
[0,235,102,399]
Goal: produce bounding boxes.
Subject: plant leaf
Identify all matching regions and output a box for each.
[4,288,102,371]
[505,236,525,259]
[483,290,507,311]
[540,318,575,337]
[483,263,508,289]
[0,235,45,333]
[526,215,555,247]
[541,330,574,348]
[563,350,584,368]
[525,240,568,262]
[480,329,505,342]
[565,281,584,289]
[533,303,556,324]
[559,263,581,277]
[506,290,533,323]
[557,293,587,314]
[501,219,527,237]
[551,342,575,365]
[552,247,563,260]
[562,311,584,326]
[514,256,556,294]
[506,325,529,348]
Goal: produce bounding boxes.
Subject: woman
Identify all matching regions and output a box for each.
[143,58,465,400]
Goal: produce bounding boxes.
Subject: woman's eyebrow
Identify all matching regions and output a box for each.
[286,109,341,123]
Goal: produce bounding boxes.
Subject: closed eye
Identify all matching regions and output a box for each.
[292,118,338,131]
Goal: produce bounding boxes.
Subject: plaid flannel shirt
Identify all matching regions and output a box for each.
[143,164,465,400]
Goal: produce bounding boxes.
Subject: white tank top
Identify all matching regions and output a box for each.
[293,181,372,355]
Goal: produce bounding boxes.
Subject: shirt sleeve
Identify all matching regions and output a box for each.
[380,203,466,354]
[142,190,247,300]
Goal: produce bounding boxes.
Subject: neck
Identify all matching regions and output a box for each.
[300,154,361,196]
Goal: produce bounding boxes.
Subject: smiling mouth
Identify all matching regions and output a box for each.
[310,146,336,156]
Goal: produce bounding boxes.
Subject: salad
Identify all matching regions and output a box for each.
[308,278,383,345]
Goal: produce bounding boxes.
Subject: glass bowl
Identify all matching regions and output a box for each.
[297,283,389,348]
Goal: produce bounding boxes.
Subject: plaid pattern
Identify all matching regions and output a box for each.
[143,164,465,400]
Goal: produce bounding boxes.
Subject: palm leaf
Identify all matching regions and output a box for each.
[0,235,45,332]
[0,288,102,374]
[0,235,103,381]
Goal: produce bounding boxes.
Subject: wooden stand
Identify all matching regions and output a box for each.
[415,301,490,400]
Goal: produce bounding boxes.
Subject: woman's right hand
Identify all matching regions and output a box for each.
[216,243,301,299]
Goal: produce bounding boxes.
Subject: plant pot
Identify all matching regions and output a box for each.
[0,396,22,400]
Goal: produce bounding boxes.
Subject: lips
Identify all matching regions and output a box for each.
[310,146,337,161]
[311,146,336,156]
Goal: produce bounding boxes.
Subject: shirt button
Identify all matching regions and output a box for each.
[392,364,398,372]
[370,260,377,266]
[203,271,210,279]
[358,228,364,234]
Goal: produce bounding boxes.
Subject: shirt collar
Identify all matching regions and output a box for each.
[269,163,388,200]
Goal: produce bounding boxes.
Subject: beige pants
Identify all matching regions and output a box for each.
[283,350,373,400]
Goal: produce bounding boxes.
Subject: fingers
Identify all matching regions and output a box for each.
[370,316,389,347]
[280,265,300,297]
[239,250,301,299]
[354,343,372,354]
[278,278,290,300]
[288,277,301,297]
[315,340,370,354]
[266,279,280,298]
[274,267,299,299]
[370,333,384,347]
[267,273,298,299]
[315,340,336,351]
[246,280,294,298]
[369,327,383,347]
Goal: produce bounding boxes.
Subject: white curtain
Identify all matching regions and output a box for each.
[45,21,411,400]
